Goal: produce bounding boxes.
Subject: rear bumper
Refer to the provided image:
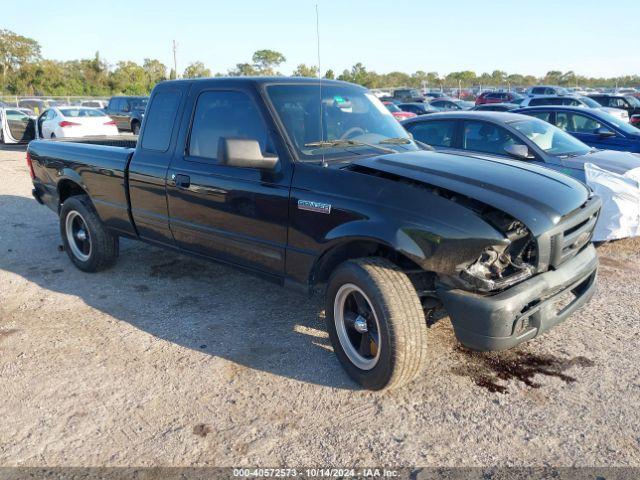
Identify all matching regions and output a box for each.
[437,244,598,351]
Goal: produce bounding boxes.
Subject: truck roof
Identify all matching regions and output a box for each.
[158,76,360,88]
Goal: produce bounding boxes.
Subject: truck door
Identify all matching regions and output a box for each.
[165,87,292,277]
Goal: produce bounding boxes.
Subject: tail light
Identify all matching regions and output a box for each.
[26,150,35,179]
[58,121,80,127]
[103,120,116,126]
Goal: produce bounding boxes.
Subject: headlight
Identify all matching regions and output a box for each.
[459,218,537,293]
[460,246,535,292]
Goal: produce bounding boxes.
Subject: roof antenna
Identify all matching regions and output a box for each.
[315,3,327,167]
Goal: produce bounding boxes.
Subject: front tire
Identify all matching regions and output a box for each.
[59,195,119,272]
[132,121,140,135]
[325,257,428,390]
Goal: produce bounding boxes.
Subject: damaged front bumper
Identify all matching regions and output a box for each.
[437,244,598,351]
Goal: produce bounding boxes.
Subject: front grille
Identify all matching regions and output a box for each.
[548,197,601,268]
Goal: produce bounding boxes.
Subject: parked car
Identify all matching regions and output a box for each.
[81,100,108,109]
[519,95,629,121]
[429,99,474,111]
[105,96,148,133]
[382,101,417,121]
[526,85,569,96]
[0,107,35,144]
[471,103,520,112]
[401,111,640,181]
[27,77,599,390]
[475,91,524,105]
[398,102,438,115]
[17,99,52,116]
[392,88,425,103]
[588,94,640,122]
[35,107,118,139]
[631,115,640,128]
[423,91,446,99]
[514,106,640,153]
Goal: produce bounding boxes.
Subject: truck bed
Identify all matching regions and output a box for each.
[29,136,137,236]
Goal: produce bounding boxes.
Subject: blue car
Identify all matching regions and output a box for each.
[513,106,640,153]
[401,111,640,183]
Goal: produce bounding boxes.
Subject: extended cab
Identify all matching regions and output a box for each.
[28,78,601,390]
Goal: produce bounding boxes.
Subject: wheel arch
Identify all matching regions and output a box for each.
[309,236,424,288]
[57,176,90,212]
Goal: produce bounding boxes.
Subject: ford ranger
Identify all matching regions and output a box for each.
[27,78,601,390]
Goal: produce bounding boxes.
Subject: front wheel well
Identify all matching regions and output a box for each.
[310,240,425,289]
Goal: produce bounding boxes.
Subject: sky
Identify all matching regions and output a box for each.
[2,0,639,78]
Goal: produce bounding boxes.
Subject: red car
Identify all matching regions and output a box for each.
[475,91,523,106]
[631,114,640,128]
[383,101,417,120]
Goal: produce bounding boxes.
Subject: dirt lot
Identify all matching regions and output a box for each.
[1,144,639,467]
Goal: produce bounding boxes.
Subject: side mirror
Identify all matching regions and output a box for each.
[504,144,534,160]
[596,126,616,138]
[218,138,278,170]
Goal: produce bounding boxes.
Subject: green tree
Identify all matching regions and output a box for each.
[183,61,211,79]
[0,29,41,94]
[143,58,167,90]
[324,69,334,79]
[251,49,285,75]
[109,61,148,94]
[229,62,257,76]
[292,63,318,77]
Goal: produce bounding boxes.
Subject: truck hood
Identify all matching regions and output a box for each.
[561,149,640,175]
[352,150,589,236]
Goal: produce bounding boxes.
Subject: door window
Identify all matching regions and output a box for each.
[188,91,269,162]
[406,120,456,147]
[556,112,602,133]
[462,121,523,155]
[526,111,553,122]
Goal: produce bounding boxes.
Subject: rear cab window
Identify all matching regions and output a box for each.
[141,90,183,152]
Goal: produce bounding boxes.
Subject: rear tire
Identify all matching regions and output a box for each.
[59,195,119,272]
[132,121,140,135]
[50,133,56,139]
[325,257,428,390]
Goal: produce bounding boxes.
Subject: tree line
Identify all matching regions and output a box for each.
[1,28,638,97]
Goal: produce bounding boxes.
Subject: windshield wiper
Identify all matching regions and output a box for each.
[304,139,396,154]
[379,137,411,145]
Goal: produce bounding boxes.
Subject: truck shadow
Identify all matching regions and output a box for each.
[0,194,357,390]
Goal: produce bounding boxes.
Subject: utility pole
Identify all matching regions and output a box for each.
[172,40,178,79]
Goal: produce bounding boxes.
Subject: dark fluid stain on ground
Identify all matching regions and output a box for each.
[133,284,150,293]
[454,346,594,394]
[150,259,209,280]
[192,423,212,437]
[50,269,64,274]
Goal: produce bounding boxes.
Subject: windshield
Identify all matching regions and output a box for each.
[266,84,420,161]
[625,96,640,107]
[599,111,640,135]
[60,108,106,117]
[580,96,601,108]
[510,118,591,157]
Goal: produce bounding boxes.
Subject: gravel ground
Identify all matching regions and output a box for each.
[0,144,639,467]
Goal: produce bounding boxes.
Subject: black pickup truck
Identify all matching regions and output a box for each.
[28,77,601,390]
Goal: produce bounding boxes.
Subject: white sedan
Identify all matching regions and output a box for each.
[38,107,118,139]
